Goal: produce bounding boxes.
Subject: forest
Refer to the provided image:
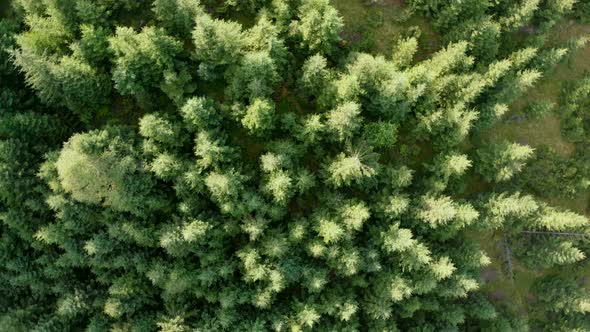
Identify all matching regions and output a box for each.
[1,0,590,330]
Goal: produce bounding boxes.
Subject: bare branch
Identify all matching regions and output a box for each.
[521,231,590,238]
[501,235,514,282]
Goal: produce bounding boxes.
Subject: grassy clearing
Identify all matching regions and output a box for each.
[484,19,590,153]
[486,114,575,156]
[483,19,590,215]
[467,231,542,319]
[512,19,590,111]
[475,20,590,317]
[483,19,590,157]
[331,0,439,57]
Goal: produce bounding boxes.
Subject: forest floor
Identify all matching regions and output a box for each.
[491,19,590,215]
[331,0,590,323]
[332,0,439,57]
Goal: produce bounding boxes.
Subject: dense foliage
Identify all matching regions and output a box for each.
[1,0,589,331]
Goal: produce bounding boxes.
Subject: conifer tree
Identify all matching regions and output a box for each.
[53,127,168,215]
[476,141,535,182]
[291,0,343,55]
[192,11,245,66]
[109,26,185,104]
[533,275,590,330]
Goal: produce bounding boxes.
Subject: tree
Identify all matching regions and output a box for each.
[363,121,398,149]
[446,17,501,64]
[192,12,245,66]
[291,0,343,54]
[51,127,167,215]
[535,0,576,31]
[139,114,186,149]
[109,26,184,104]
[180,96,221,131]
[325,145,379,187]
[13,47,111,122]
[533,275,590,330]
[325,101,362,142]
[225,51,280,101]
[499,0,540,31]
[560,75,590,142]
[518,146,590,199]
[241,98,276,136]
[299,54,331,96]
[407,0,490,32]
[392,36,418,68]
[71,25,112,66]
[153,0,203,38]
[245,13,290,73]
[476,141,534,182]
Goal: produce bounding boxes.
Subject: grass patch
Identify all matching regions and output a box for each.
[485,19,590,154]
[331,0,439,57]
[545,192,590,215]
[468,231,540,318]
[485,114,575,157]
[482,18,590,214]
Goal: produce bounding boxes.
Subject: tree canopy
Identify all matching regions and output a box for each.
[1,0,590,330]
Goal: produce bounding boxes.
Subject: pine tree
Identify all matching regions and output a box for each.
[476,141,535,182]
[392,36,418,68]
[153,0,202,38]
[291,0,343,54]
[226,51,280,101]
[534,275,590,330]
[51,127,168,215]
[325,145,379,187]
[109,26,185,104]
[325,101,362,142]
[242,99,276,136]
[192,11,245,66]
[299,54,331,96]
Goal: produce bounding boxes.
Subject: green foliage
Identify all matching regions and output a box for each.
[408,0,490,32]
[192,12,245,65]
[523,100,554,119]
[326,101,362,142]
[391,36,418,68]
[13,45,111,122]
[180,96,220,131]
[363,121,398,149]
[445,16,501,64]
[110,26,186,104]
[1,1,589,330]
[299,53,331,96]
[0,20,31,113]
[50,127,168,215]
[0,16,74,331]
[519,146,590,198]
[291,0,343,54]
[560,75,590,142]
[574,0,590,23]
[476,141,535,182]
[325,145,379,187]
[242,98,276,136]
[226,51,280,101]
[532,275,590,330]
[73,24,112,66]
[534,0,576,31]
[153,0,202,38]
